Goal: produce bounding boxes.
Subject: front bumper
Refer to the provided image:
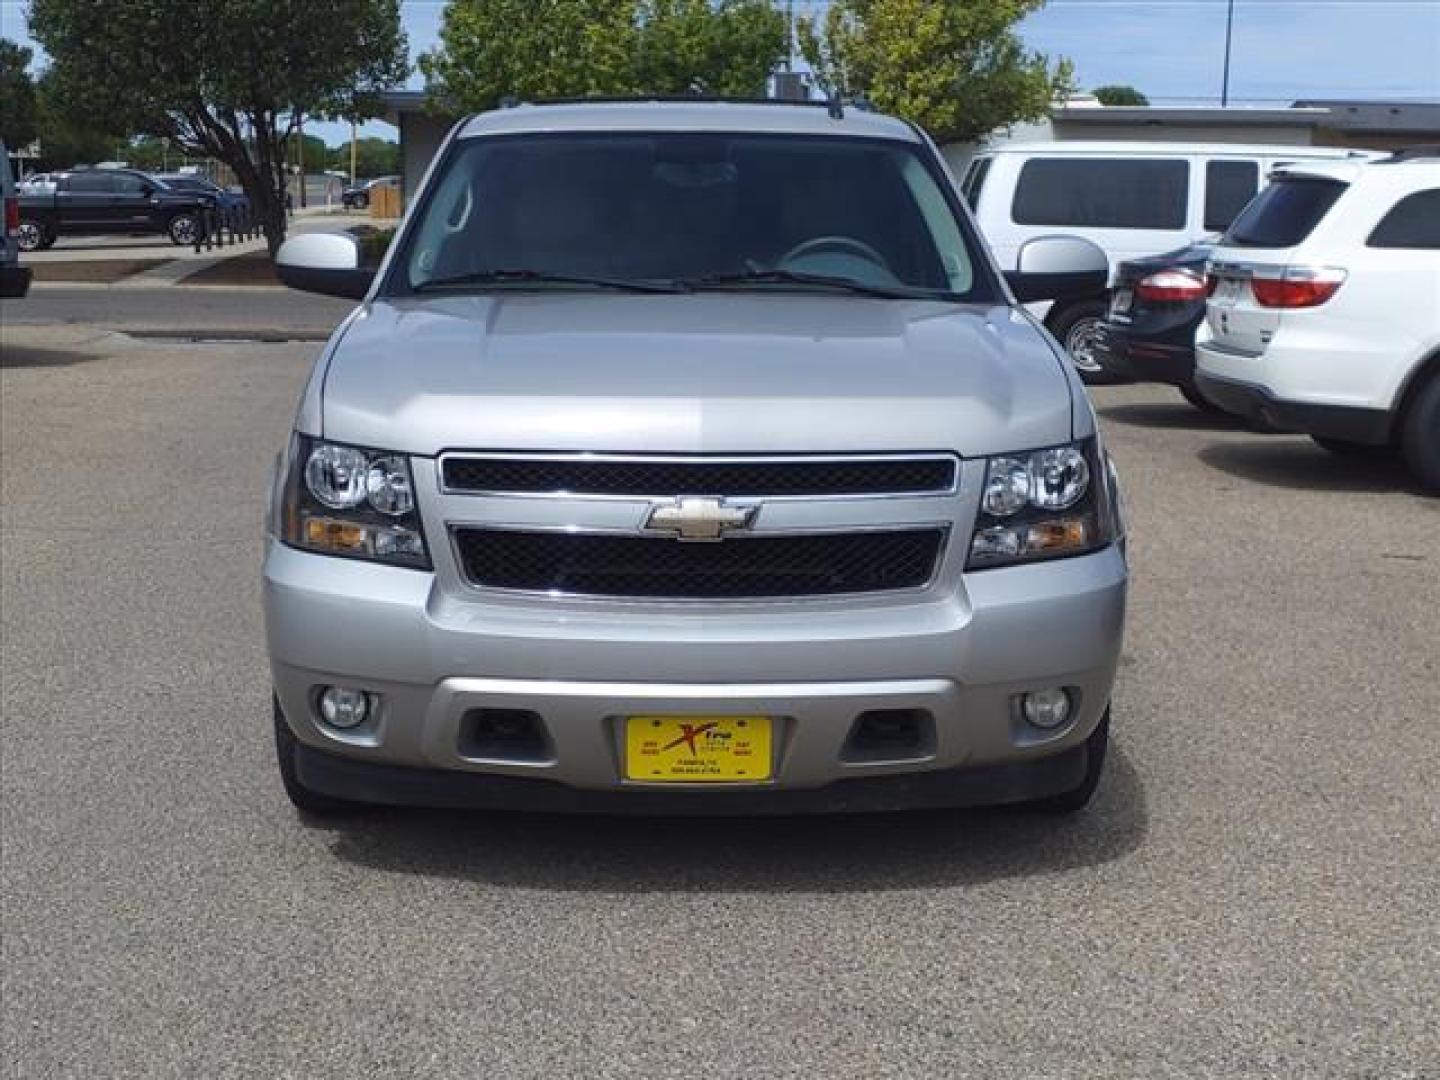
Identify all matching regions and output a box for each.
[0,264,32,299]
[264,540,1127,811]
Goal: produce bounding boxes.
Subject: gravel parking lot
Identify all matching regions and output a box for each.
[3,316,1437,1078]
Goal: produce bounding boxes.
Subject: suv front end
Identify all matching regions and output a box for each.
[265,102,1128,815]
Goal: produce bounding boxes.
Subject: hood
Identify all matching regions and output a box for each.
[319,293,1076,458]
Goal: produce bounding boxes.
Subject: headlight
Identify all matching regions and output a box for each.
[967,438,1117,570]
[280,435,430,569]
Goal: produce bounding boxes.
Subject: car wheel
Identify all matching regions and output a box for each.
[1022,709,1110,814]
[355,193,369,210]
[15,220,45,252]
[1311,435,1397,459]
[1179,382,1225,413]
[167,213,200,246]
[273,697,362,815]
[1050,301,1122,386]
[1400,371,1440,493]
[38,229,58,250]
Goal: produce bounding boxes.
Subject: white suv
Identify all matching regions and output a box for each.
[1195,152,1440,491]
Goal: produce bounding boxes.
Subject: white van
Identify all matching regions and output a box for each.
[959,141,1373,381]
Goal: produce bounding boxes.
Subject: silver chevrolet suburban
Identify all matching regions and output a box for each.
[267,100,1128,816]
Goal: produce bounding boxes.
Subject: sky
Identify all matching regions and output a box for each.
[2,0,1437,146]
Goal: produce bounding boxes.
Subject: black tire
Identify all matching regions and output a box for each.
[355,193,369,211]
[1400,371,1440,493]
[167,213,200,246]
[1310,435,1396,459]
[38,229,58,250]
[274,697,361,815]
[1022,709,1110,814]
[1050,301,1122,386]
[15,220,45,252]
[1179,382,1225,413]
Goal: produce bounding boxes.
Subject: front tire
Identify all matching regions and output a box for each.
[354,193,369,211]
[1022,709,1110,814]
[167,213,199,246]
[274,697,361,815]
[15,220,45,252]
[1050,301,1121,386]
[1400,372,1440,493]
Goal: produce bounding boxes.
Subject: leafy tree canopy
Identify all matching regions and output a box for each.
[28,0,408,251]
[420,0,790,112]
[1094,84,1149,106]
[0,38,39,148]
[798,0,1073,145]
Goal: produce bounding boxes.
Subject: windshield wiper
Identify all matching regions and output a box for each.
[681,269,954,300]
[413,269,685,294]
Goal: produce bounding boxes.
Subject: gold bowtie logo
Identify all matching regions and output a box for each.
[644,497,758,542]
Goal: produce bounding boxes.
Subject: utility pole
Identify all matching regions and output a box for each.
[350,119,358,185]
[297,111,307,209]
[1221,0,1236,107]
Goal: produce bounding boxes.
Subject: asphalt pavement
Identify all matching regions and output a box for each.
[2,294,1437,1078]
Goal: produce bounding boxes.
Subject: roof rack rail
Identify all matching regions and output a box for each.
[515,94,833,110]
[1385,145,1440,162]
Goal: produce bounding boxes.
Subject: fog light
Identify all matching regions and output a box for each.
[1022,688,1072,730]
[319,686,371,729]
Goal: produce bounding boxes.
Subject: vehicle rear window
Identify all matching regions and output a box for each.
[1367,189,1440,249]
[1011,158,1189,229]
[1204,160,1260,231]
[961,156,992,209]
[1224,176,1346,248]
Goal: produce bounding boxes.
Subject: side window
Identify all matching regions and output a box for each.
[960,156,993,210]
[64,172,115,194]
[113,174,150,196]
[1367,189,1440,249]
[1204,160,1260,232]
[1011,158,1189,229]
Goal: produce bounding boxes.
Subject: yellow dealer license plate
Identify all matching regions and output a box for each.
[624,716,772,783]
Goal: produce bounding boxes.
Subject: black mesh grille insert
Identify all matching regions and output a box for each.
[441,456,956,497]
[453,528,946,599]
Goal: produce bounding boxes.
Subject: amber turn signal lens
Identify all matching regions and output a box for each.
[304,516,370,553]
[1025,519,1090,553]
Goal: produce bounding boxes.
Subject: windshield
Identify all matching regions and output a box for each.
[392,132,991,300]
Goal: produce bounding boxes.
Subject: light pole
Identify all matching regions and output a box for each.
[1221,0,1236,106]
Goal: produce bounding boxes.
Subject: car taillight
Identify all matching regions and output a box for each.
[1135,269,1208,303]
[4,197,18,238]
[1251,267,1347,309]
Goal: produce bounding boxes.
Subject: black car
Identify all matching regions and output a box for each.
[341,175,399,210]
[15,167,215,250]
[1093,243,1218,411]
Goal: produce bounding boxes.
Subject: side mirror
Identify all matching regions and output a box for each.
[275,232,377,300]
[1004,236,1109,303]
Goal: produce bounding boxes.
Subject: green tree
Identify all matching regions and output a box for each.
[29,0,408,253]
[632,0,789,97]
[335,137,402,179]
[0,38,39,148]
[420,0,790,112]
[1094,85,1149,106]
[798,0,1073,145]
[33,70,123,170]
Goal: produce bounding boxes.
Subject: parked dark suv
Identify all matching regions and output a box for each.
[15,168,213,250]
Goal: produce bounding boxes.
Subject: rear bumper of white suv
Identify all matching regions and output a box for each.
[264,539,1127,813]
[1195,326,1395,444]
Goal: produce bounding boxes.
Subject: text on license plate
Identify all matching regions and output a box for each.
[1212,277,1246,304]
[624,716,773,783]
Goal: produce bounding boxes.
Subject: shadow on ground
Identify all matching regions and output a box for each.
[1098,401,1247,433]
[1198,439,1421,495]
[0,342,95,369]
[313,749,1147,894]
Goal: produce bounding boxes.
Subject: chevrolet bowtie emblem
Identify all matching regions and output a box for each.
[644,497,758,542]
